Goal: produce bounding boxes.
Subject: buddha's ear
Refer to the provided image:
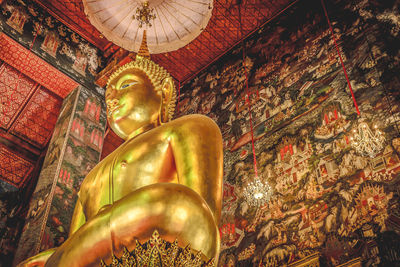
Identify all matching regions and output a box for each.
[159,77,175,123]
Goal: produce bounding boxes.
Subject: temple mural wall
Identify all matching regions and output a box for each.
[0,0,105,91]
[177,0,400,266]
[0,190,27,266]
[0,0,107,264]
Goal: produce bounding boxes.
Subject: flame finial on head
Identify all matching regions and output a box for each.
[137,30,150,59]
[107,30,176,122]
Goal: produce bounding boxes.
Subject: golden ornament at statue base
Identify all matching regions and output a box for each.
[101,230,215,267]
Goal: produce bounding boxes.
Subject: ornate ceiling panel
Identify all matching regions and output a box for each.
[0,64,37,129]
[143,0,296,82]
[10,88,62,148]
[0,36,69,189]
[33,0,295,82]
[0,34,79,98]
[0,144,34,188]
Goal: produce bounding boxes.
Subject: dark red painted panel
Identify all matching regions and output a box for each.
[0,63,36,129]
[0,144,34,188]
[10,87,62,148]
[0,34,78,98]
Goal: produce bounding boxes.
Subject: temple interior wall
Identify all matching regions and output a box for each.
[1,0,400,265]
[177,0,400,265]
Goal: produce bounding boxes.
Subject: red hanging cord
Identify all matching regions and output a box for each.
[321,0,360,115]
[242,42,259,178]
[238,3,259,178]
[29,28,40,50]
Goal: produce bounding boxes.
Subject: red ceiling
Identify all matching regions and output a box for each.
[0,144,34,188]
[0,62,64,148]
[0,64,37,129]
[0,34,76,188]
[0,34,79,98]
[33,0,295,82]
[10,88,62,147]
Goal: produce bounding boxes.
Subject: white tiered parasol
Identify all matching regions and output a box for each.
[83,0,213,54]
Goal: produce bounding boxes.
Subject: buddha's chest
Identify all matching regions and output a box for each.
[111,138,176,188]
[81,135,177,218]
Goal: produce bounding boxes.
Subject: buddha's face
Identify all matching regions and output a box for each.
[106,68,161,139]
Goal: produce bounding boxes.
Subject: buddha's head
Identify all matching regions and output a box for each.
[106,56,176,140]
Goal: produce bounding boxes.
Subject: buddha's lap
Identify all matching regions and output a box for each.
[45,183,219,266]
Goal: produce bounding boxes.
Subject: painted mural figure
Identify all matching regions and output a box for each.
[72,49,88,76]
[6,6,26,33]
[41,31,60,57]
[174,0,400,266]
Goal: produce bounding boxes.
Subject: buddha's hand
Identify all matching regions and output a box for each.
[16,248,57,267]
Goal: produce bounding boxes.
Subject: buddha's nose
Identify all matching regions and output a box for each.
[106,87,118,108]
[106,99,119,109]
[106,85,117,99]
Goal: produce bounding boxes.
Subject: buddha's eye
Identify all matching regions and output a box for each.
[120,81,138,89]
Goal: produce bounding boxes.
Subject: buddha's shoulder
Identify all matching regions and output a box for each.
[164,114,221,135]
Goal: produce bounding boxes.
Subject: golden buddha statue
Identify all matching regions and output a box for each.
[19,34,223,266]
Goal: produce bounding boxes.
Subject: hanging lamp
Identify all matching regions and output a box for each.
[321,0,385,158]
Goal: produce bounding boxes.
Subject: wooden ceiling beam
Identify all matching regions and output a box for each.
[0,129,41,161]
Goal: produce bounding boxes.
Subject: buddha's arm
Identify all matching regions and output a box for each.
[69,197,86,235]
[170,114,223,222]
[16,248,57,267]
[17,196,86,266]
